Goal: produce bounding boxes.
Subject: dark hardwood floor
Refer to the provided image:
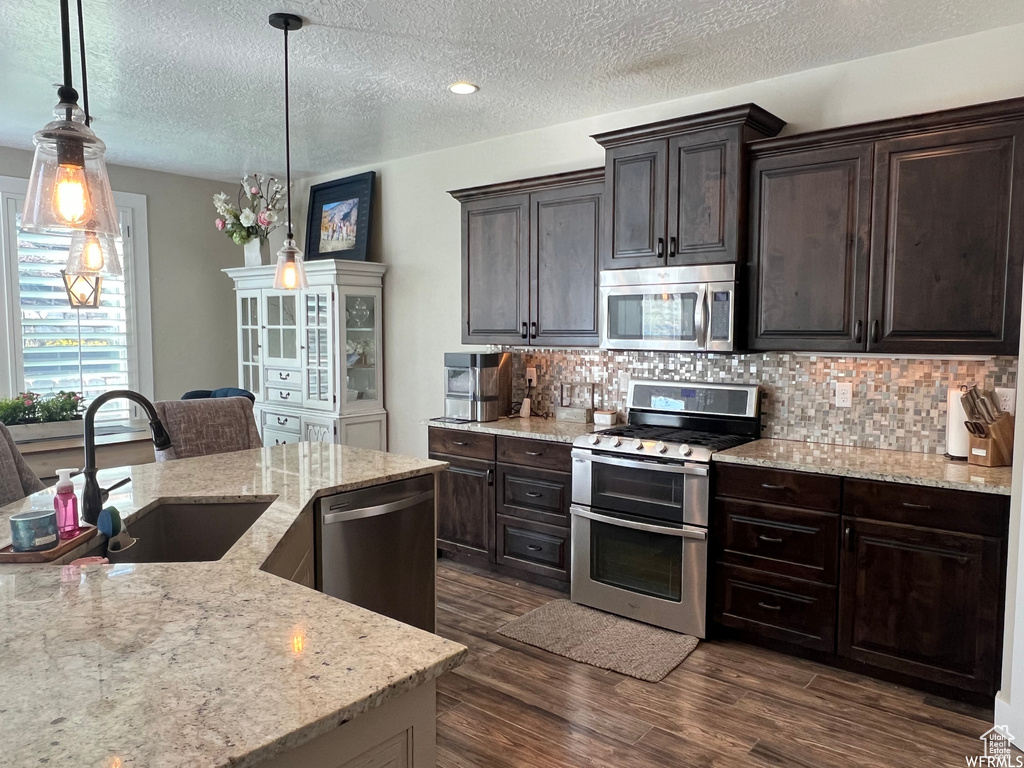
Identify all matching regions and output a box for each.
[434,560,994,767]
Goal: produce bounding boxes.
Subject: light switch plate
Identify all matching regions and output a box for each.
[996,387,1016,415]
[836,382,853,408]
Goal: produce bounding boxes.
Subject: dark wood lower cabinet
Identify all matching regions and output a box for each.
[837,517,1004,694]
[432,454,495,561]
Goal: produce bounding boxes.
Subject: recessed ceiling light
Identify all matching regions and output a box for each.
[448,82,479,95]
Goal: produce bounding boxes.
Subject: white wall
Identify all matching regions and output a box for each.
[0,145,240,401]
[299,22,1024,462]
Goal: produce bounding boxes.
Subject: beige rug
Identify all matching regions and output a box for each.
[497,599,699,682]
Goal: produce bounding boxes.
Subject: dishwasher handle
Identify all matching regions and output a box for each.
[322,490,434,525]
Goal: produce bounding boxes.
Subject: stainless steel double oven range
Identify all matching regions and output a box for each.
[570,380,761,637]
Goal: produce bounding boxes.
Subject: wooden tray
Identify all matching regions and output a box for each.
[0,526,97,563]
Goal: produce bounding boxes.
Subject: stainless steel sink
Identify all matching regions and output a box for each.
[101,501,271,563]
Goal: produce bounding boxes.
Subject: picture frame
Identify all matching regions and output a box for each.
[304,171,376,261]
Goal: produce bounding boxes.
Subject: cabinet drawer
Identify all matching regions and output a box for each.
[714,499,839,584]
[714,563,836,652]
[263,427,297,447]
[428,427,496,460]
[266,387,300,406]
[262,410,301,434]
[497,436,571,472]
[265,367,301,390]
[496,514,569,580]
[715,463,841,512]
[499,464,569,524]
[844,479,1009,537]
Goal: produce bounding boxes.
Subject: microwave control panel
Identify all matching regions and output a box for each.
[710,291,731,341]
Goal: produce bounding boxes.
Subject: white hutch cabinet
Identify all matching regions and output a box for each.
[224,260,387,451]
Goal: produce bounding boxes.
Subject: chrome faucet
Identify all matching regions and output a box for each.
[82,390,172,525]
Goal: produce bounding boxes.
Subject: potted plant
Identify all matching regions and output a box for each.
[0,391,86,441]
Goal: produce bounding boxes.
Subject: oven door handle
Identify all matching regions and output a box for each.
[571,449,708,476]
[571,505,707,540]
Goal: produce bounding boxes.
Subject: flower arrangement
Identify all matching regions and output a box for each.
[0,391,84,426]
[213,175,286,246]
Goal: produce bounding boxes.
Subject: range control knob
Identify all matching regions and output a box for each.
[654,441,668,454]
[611,437,622,448]
[632,439,644,450]
[678,444,693,457]
[588,434,601,445]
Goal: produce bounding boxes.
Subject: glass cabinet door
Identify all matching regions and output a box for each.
[343,293,380,410]
[238,291,262,398]
[302,289,334,409]
[263,292,299,367]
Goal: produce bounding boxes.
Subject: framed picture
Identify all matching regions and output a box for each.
[304,171,376,261]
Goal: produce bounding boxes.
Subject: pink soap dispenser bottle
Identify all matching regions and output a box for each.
[54,468,80,539]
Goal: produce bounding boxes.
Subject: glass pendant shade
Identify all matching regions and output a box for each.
[22,101,119,237]
[67,229,122,276]
[61,269,102,308]
[273,238,308,290]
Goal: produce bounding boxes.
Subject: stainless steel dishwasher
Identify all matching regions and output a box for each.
[316,474,436,632]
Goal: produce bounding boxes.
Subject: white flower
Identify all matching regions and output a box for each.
[213,192,230,212]
[239,209,257,227]
[225,214,237,224]
[264,210,278,223]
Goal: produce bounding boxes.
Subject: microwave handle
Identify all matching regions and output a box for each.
[694,285,708,347]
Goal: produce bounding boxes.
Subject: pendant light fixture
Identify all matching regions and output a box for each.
[66,229,122,276]
[23,0,118,240]
[269,12,308,291]
[61,269,102,308]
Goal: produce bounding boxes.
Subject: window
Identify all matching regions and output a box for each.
[0,176,152,420]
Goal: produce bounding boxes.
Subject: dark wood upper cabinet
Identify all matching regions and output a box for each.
[461,194,529,345]
[867,121,1024,354]
[748,97,1024,356]
[748,144,873,351]
[593,104,786,270]
[452,169,603,347]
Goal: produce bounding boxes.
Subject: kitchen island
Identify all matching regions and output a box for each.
[0,442,466,768]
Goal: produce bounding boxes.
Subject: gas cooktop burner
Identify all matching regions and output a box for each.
[597,425,753,451]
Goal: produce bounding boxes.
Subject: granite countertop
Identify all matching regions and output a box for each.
[0,443,466,768]
[426,416,598,443]
[715,439,1013,495]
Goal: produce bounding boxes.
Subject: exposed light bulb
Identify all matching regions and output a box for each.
[82,233,105,272]
[77,289,88,304]
[281,259,298,289]
[53,164,91,225]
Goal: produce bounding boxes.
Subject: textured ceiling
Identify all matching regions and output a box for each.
[0,0,1021,181]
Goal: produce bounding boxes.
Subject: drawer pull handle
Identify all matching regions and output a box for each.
[757,602,782,611]
[525,451,543,456]
[525,491,543,498]
[452,440,468,446]
[758,535,783,543]
[761,483,786,490]
[279,391,291,399]
[276,417,288,425]
[527,545,543,552]
[901,502,931,510]
[278,372,290,380]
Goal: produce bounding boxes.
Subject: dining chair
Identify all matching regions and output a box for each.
[152,396,263,462]
[0,423,46,506]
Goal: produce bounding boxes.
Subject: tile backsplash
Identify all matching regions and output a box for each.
[505,349,1018,455]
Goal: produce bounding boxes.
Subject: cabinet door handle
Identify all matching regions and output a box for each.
[525,491,543,498]
[870,319,879,344]
[854,319,863,344]
[530,321,538,339]
[844,526,852,552]
[758,534,783,543]
[656,237,665,260]
[668,236,677,259]
[487,469,494,486]
[527,545,543,552]
[525,451,542,456]
[521,322,528,340]
[757,602,782,611]
[760,483,786,491]
[902,502,932,510]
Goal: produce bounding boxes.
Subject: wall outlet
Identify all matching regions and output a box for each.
[836,382,853,408]
[618,371,631,392]
[525,367,537,388]
[996,387,1017,415]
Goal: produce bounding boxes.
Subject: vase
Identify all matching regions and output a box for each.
[243,238,269,267]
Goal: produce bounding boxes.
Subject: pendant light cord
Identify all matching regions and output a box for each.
[283,23,293,240]
[77,0,90,125]
[59,0,74,120]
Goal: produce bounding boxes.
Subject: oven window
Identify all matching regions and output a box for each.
[607,293,697,342]
[592,461,686,523]
[591,520,682,601]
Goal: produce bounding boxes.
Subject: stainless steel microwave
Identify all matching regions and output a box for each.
[599,264,737,352]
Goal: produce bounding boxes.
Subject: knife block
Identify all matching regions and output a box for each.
[968,413,1014,468]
